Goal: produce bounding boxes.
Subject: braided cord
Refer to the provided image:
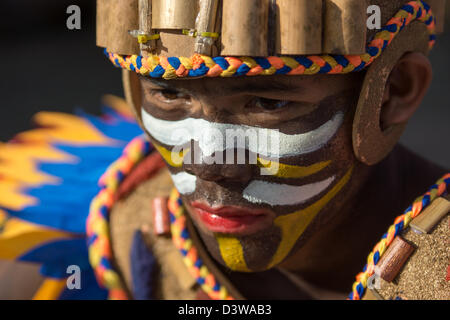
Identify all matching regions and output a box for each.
[86,135,152,300]
[105,0,436,80]
[349,173,450,300]
[168,189,235,300]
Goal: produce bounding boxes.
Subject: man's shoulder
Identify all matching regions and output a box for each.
[109,166,201,299]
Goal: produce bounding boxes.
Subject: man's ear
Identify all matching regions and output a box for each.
[380,52,432,130]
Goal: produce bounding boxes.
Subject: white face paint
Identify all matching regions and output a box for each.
[170,172,197,195]
[145,110,344,206]
[141,109,344,158]
[243,176,335,206]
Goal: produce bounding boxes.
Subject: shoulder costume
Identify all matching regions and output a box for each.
[0,0,448,300]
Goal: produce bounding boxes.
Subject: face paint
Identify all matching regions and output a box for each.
[267,166,354,269]
[170,172,197,195]
[257,159,331,179]
[211,168,352,272]
[142,102,350,272]
[141,109,344,158]
[215,234,251,272]
[153,141,188,168]
[152,139,331,180]
[243,176,336,206]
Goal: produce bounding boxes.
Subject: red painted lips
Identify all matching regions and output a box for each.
[190,202,274,235]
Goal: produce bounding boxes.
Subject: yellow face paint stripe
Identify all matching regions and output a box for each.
[216,234,251,272]
[153,141,189,168]
[268,166,354,269]
[257,158,331,179]
[152,143,330,180]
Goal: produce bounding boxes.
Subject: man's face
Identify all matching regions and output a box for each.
[139,73,365,272]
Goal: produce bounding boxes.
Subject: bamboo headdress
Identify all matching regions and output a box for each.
[97,0,446,165]
[97,0,445,79]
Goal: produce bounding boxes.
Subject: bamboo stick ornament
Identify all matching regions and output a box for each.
[138,0,156,55]
[212,3,223,56]
[194,0,220,55]
[428,0,446,34]
[106,0,140,56]
[157,32,197,57]
[152,0,198,30]
[374,236,415,283]
[267,0,278,55]
[276,0,323,55]
[221,0,270,56]
[152,197,171,236]
[410,197,450,234]
[96,0,110,48]
[323,0,368,55]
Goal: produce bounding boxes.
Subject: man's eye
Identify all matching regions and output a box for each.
[252,97,290,110]
[154,89,191,103]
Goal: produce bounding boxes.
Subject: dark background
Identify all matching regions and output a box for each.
[0,0,449,168]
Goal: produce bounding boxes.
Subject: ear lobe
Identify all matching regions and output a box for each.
[380,52,432,130]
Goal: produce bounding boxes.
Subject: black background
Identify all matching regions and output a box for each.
[0,0,449,168]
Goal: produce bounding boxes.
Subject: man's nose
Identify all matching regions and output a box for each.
[192,94,248,123]
[184,162,253,184]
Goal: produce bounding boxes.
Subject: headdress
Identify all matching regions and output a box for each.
[96,0,446,164]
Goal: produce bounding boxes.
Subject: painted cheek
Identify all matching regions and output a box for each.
[267,166,354,269]
[243,175,336,206]
[213,166,353,272]
[215,234,251,272]
[171,172,197,195]
[153,140,189,168]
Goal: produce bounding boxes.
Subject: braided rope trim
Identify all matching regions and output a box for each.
[105,0,436,80]
[86,135,234,300]
[349,173,450,300]
[168,188,235,300]
[86,135,152,300]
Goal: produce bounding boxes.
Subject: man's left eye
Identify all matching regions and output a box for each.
[252,97,290,111]
[153,89,192,103]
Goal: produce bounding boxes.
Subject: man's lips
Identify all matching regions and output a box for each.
[190,202,274,235]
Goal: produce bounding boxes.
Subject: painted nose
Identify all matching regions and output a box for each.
[184,162,253,184]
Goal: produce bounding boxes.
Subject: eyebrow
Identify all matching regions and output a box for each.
[144,77,303,96]
[233,80,302,95]
[144,78,177,90]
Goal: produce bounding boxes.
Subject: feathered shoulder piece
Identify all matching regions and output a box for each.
[0,96,144,299]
